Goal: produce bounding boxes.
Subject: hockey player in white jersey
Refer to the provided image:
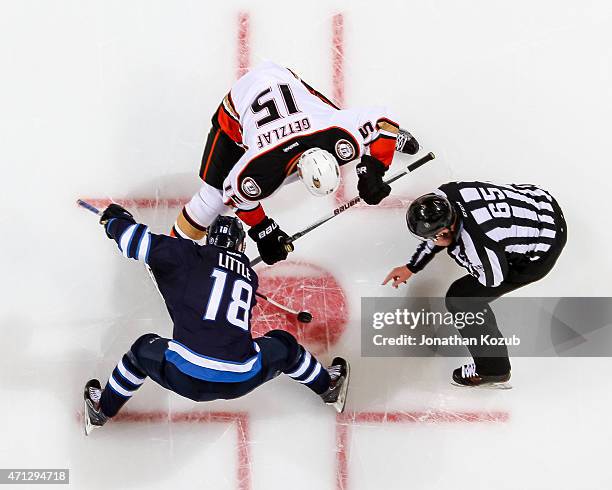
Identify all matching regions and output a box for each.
[171,61,419,265]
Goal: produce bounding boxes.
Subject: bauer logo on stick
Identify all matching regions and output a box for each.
[241,177,262,198]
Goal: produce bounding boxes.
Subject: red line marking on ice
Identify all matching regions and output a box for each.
[113,411,251,490]
[340,410,510,424]
[332,13,345,109]
[335,415,351,490]
[77,194,414,220]
[330,13,414,209]
[79,14,411,214]
[79,198,189,210]
[332,13,351,204]
[237,12,250,79]
[335,410,509,490]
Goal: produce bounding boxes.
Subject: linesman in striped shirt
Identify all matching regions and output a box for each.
[383,181,567,387]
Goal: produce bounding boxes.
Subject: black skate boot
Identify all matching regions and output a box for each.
[452,363,512,389]
[320,357,350,413]
[83,379,108,435]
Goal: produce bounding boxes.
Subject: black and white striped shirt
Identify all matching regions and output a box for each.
[407,181,564,288]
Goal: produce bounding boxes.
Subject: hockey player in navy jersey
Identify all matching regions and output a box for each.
[83,204,350,435]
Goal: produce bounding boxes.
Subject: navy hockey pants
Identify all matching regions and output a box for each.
[99,330,330,418]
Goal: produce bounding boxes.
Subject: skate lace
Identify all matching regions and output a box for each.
[89,387,102,404]
[328,365,342,382]
[395,133,406,151]
[395,129,414,152]
[461,363,477,378]
[395,131,408,151]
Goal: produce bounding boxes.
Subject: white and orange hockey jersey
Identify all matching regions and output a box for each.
[202,61,400,222]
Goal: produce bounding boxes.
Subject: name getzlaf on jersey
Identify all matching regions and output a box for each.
[210,61,400,207]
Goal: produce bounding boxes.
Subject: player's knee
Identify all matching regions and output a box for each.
[445,290,488,316]
[129,333,159,365]
[264,329,301,364]
[264,329,298,347]
[445,294,462,314]
[445,279,476,312]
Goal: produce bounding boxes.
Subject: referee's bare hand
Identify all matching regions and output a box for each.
[382,266,413,288]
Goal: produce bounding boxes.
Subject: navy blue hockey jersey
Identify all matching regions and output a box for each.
[105,217,261,383]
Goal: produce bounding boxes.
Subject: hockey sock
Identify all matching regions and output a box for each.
[284,347,331,395]
[99,353,147,417]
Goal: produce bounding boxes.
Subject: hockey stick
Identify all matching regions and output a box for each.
[76,199,313,323]
[249,152,435,267]
[254,291,312,323]
[77,200,167,300]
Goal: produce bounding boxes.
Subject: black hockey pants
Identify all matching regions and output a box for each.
[445,200,567,375]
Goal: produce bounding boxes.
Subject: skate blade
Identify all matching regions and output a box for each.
[83,400,98,436]
[84,405,93,436]
[333,361,351,413]
[451,381,513,390]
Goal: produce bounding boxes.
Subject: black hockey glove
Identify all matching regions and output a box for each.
[248,217,294,265]
[356,155,391,205]
[99,203,135,238]
[395,128,419,155]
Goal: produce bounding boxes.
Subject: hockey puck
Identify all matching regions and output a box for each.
[297,311,313,323]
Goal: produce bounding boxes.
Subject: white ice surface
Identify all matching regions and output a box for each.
[1,1,612,489]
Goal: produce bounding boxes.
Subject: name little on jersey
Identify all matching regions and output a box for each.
[256,117,311,150]
[218,251,251,280]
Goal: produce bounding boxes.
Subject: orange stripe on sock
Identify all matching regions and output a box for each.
[201,129,221,180]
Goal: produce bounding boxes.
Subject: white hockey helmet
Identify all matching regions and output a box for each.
[297,148,341,197]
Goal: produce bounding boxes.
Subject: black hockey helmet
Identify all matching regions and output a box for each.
[406,193,457,239]
[207,215,246,251]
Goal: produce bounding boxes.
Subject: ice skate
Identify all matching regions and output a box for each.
[451,363,512,390]
[83,379,108,435]
[320,357,350,413]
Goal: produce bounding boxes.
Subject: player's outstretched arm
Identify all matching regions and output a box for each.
[355,115,420,206]
[381,240,444,288]
[246,217,294,265]
[99,204,187,272]
[232,202,294,267]
[356,155,392,205]
[382,265,413,288]
[99,204,137,241]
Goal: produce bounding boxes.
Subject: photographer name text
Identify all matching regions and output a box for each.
[372,334,521,347]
